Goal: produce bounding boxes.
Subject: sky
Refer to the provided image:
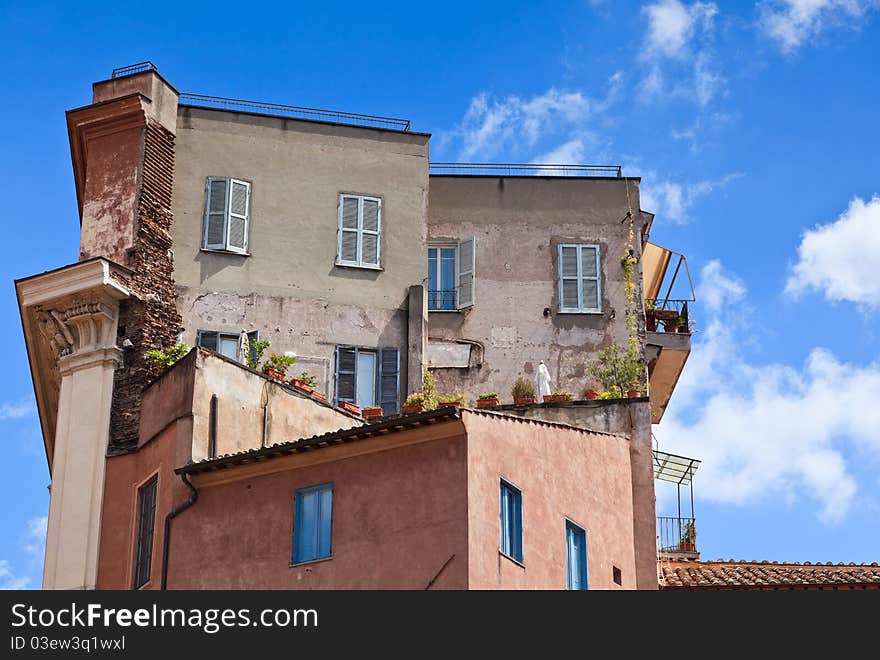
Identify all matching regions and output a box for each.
[1,0,879,588]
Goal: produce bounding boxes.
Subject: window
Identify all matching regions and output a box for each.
[428,237,475,310]
[565,520,588,590]
[203,177,251,253]
[133,477,157,589]
[335,346,399,414]
[499,479,523,563]
[336,194,381,268]
[558,244,601,313]
[196,330,258,364]
[292,483,333,564]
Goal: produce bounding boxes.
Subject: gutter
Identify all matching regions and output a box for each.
[160,472,199,590]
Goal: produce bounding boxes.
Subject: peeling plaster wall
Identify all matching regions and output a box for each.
[171,108,430,403]
[427,176,648,402]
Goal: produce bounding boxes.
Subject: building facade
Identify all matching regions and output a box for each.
[17,64,695,590]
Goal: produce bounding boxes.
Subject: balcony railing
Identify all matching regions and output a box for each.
[646,299,690,334]
[429,163,623,177]
[657,516,697,555]
[428,290,456,311]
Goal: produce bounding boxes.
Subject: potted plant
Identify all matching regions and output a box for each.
[339,401,361,415]
[511,376,536,405]
[626,389,642,398]
[402,393,427,414]
[543,391,573,403]
[437,393,465,408]
[587,343,645,399]
[262,353,296,381]
[583,388,600,400]
[312,390,327,401]
[476,392,499,407]
[645,300,657,332]
[362,405,384,420]
[678,521,696,553]
[290,371,318,394]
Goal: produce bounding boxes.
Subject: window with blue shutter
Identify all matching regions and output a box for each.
[558,243,601,313]
[336,194,382,268]
[500,479,523,563]
[203,177,251,254]
[292,483,333,564]
[427,237,476,311]
[335,345,399,413]
[565,520,588,590]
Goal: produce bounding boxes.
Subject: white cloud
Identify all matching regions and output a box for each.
[24,516,47,559]
[638,171,742,223]
[655,260,880,523]
[785,195,880,307]
[0,560,29,590]
[759,0,878,53]
[643,0,719,59]
[0,398,35,421]
[444,73,623,162]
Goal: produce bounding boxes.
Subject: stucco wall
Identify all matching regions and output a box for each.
[167,431,469,589]
[427,176,648,403]
[171,108,431,404]
[462,410,637,590]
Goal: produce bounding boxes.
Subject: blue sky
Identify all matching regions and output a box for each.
[1,0,879,587]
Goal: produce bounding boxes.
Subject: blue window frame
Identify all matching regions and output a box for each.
[499,479,523,563]
[292,483,333,564]
[428,246,457,310]
[565,519,588,590]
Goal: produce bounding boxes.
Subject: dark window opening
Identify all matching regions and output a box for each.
[133,477,158,589]
[613,565,622,586]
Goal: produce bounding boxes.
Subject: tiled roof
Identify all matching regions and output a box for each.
[660,559,880,589]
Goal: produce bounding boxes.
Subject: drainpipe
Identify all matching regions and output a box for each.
[160,472,198,590]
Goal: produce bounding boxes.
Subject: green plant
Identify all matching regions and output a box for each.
[550,390,573,399]
[511,376,536,398]
[438,393,464,404]
[262,352,296,376]
[145,343,189,372]
[588,343,644,398]
[405,393,426,406]
[681,520,696,545]
[422,369,438,410]
[597,390,618,400]
[477,392,498,400]
[296,371,318,388]
[246,339,271,370]
[645,298,655,311]
[677,315,688,330]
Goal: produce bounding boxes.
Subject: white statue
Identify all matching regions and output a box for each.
[236,330,250,365]
[536,360,552,398]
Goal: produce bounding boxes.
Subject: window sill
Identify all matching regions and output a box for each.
[428,309,462,313]
[557,310,603,315]
[200,248,250,257]
[290,555,333,568]
[334,262,383,271]
[499,550,525,569]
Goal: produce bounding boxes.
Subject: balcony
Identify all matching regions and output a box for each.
[641,242,695,424]
[657,516,698,559]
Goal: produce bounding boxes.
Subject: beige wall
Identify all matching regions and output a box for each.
[171,108,430,405]
[427,176,648,403]
[462,410,637,590]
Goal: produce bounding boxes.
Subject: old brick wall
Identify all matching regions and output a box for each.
[109,119,182,454]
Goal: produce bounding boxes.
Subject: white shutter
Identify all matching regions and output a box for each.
[581,245,601,312]
[457,236,475,309]
[361,198,381,267]
[337,196,360,265]
[558,245,580,311]
[204,178,228,249]
[226,179,250,253]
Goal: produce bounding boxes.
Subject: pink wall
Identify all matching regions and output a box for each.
[166,432,469,589]
[462,411,637,589]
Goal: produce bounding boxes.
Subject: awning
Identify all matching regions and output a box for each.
[642,242,695,303]
[653,450,701,485]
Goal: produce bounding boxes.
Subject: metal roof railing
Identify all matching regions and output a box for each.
[111,62,158,79]
[429,163,623,177]
[178,93,412,132]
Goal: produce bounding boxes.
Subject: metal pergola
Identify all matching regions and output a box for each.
[653,450,701,522]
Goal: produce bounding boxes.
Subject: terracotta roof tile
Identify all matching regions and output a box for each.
[659,559,880,589]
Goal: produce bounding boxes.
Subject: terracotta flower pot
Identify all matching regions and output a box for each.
[584,390,600,400]
[265,368,286,381]
[290,378,314,394]
[439,401,462,408]
[402,404,426,414]
[362,406,384,419]
[476,397,499,408]
[627,390,641,398]
[679,542,695,553]
[311,391,326,401]
[340,401,361,415]
[513,395,536,406]
[543,394,571,403]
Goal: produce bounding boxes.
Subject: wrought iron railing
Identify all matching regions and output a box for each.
[111,62,158,79]
[428,290,456,311]
[178,93,412,131]
[429,163,623,177]
[657,516,697,554]
[646,299,690,334]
